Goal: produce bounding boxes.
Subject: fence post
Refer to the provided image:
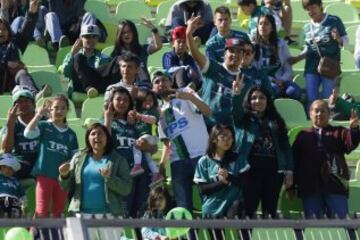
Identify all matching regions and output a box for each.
[65,217,89,240]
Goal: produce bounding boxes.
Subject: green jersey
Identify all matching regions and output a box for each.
[30,121,78,179]
[303,14,346,74]
[201,59,239,126]
[110,119,139,168]
[194,155,242,217]
[240,66,274,97]
[135,108,159,136]
[0,174,26,200]
[0,118,39,179]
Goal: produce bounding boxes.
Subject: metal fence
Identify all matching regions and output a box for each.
[2,217,360,240]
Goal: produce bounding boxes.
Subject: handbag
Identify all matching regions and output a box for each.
[311,25,341,79]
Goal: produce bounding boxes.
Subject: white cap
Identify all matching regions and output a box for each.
[80,24,100,37]
[0,154,21,172]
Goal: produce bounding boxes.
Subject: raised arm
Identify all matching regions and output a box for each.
[176,90,212,117]
[141,17,163,54]
[186,15,207,70]
[1,104,18,153]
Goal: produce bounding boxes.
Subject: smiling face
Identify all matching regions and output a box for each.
[112,91,131,117]
[50,99,68,123]
[224,47,243,70]
[250,90,268,115]
[15,96,35,116]
[119,60,139,83]
[152,76,172,97]
[310,100,330,128]
[88,126,107,153]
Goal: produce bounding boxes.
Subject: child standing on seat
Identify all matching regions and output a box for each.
[0,153,27,218]
[130,88,164,188]
[24,95,78,218]
[141,186,169,240]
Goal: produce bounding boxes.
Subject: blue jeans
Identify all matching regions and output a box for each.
[171,156,201,212]
[305,73,335,108]
[44,11,97,43]
[11,6,48,41]
[302,194,348,219]
[271,81,302,100]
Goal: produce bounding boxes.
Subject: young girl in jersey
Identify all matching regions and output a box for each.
[141,186,169,240]
[194,124,243,219]
[130,88,164,188]
[24,95,78,218]
[104,87,155,217]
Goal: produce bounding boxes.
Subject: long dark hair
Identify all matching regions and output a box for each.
[85,123,113,156]
[206,124,236,161]
[254,14,279,65]
[51,94,70,123]
[111,20,142,57]
[0,18,12,44]
[242,85,288,141]
[109,86,134,119]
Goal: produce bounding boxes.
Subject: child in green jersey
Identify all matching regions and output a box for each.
[24,95,78,218]
[0,153,27,218]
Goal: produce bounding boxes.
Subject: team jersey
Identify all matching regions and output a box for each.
[158,88,208,162]
[200,59,239,126]
[240,66,274,97]
[303,14,346,74]
[0,174,26,201]
[255,44,281,77]
[110,119,139,168]
[0,118,39,179]
[29,121,78,179]
[135,108,160,136]
[205,30,250,63]
[193,155,242,217]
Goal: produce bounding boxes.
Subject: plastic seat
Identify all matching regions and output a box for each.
[208,0,225,12]
[30,71,64,95]
[101,46,114,56]
[115,1,153,23]
[22,44,50,66]
[136,23,151,44]
[55,46,72,69]
[27,65,57,73]
[339,72,360,101]
[274,98,310,128]
[278,187,304,218]
[81,97,105,125]
[303,228,349,240]
[341,50,358,73]
[252,228,297,240]
[84,0,114,23]
[36,97,79,122]
[345,25,358,52]
[288,125,306,145]
[346,0,360,9]
[292,74,306,90]
[292,1,310,30]
[148,46,171,68]
[68,123,86,149]
[325,2,360,27]
[0,95,13,119]
[155,0,175,27]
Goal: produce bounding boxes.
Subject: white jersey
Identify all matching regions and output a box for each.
[158,88,209,162]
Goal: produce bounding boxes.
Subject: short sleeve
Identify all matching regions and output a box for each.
[194,157,210,184]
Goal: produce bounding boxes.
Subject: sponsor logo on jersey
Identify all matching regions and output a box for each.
[164,117,190,138]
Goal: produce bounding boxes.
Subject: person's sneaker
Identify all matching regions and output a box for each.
[86,87,98,98]
[59,35,70,48]
[47,41,58,58]
[149,173,164,188]
[284,36,296,45]
[130,164,145,177]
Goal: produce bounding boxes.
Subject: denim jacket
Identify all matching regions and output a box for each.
[59,149,132,216]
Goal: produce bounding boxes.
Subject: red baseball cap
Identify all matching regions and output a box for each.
[172,26,186,40]
[225,38,248,49]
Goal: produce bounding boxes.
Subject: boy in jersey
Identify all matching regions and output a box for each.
[0,154,27,218]
[157,69,211,213]
[205,6,249,63]
[187,15,273,127]
[0,87,39,188]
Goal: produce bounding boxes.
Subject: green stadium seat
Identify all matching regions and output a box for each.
[292,1,310,30]
[346,0,360,9]
[81,97,105,125]
[115,1,153,23]
[22,44,51,66]
[345,25,358,52]
[68,123,87,149]
[55,46,72,69]
[155,0,175,27]
[0,95,13,119]
[84,0,114,23]
[339,72,360,102]
[27,65,57,73]
[148,46,171,68]
[252,228,297,240]
[288,125,306,145]
[101,46,114,56]
[341,50,358,73]
[208,0,227,12]
[278,187,303,218]
[137,23,152,44]
[303,228,349,240]
[274,98,310,128]
[30,71,64,95]
[325,2,360,27]
[292,74,305,90]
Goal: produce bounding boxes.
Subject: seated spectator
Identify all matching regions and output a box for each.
[292,100,360,219]
[163,26,202,90]
[58,24,110,100]
[253,14,301,100]
[0,153,27,218]
[0,88,39,187]
[206,6,249,63]
[111,19,162,86]
[59,123,132,217]
[44,0,107,51]
[237,0,281,39]
[1,0,48,47]
[0,0,39,94]
[165,0,213,44]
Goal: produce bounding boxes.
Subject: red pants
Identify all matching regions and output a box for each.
[35,176,67,217]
